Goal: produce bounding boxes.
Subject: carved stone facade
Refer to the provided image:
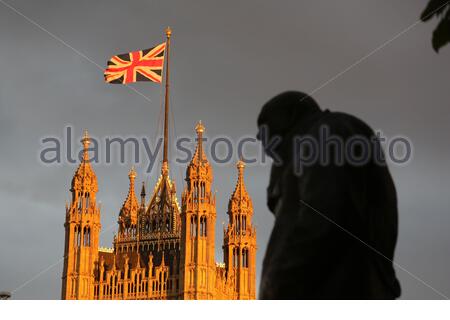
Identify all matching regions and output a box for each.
[61,123,257,300]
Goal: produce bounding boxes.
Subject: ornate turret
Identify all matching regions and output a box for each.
[180,121,217,299]
[118,167,139,228]
[62,130,101,300]
[223,160,257,299]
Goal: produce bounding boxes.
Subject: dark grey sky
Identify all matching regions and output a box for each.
[0,0,449,299]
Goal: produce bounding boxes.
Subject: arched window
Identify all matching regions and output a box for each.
[74,226,81,247]
[86,192,90,208]
[190,215,197,237]
[235,215,241,234]
[199,216,207,237]
[242,248,249,268]
[200,182,206,203]
[193,182,198,202]
[83,226,90,246]
[233,247,239,268]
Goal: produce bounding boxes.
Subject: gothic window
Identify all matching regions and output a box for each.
[193,182,198,202]
[233,247,239,268]
[75,226,81,247]
[196,181,200,201]
[85,192,90,208]
[190,215,198,237]
[200,182,205,203]
[234,215,241,234]
[83,226,90,246]
[74,226,77,246]
[203,216,206,236]
[199,216,207,237]
[242,248,249,268]
[194,215,198,237]
[242,216,247,234]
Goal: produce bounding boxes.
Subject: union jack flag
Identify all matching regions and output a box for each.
[104,42,166,84]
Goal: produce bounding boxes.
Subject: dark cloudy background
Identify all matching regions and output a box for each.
[0,0,449,299]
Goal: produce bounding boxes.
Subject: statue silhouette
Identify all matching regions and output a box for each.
[257,91,401,299]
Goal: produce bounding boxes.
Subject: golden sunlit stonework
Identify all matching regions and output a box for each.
[61,123,257,300]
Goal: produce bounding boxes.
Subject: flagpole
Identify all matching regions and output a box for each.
[162,26,171,176]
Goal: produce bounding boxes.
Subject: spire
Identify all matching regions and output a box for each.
[71,130,97,194]
[232,160,248,199]
[228,160,251,214]
[140,181,146,206]
[190,121,208,166]
[119,167,139,223]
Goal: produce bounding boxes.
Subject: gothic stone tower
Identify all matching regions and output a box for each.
[223,160,257,299]
[61,131,101,299]
[179,121,217,299]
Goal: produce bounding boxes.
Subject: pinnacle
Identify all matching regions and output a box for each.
[195,120,205,134]
[128,166,137,180]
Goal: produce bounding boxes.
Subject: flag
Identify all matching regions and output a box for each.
[104,42,166,84]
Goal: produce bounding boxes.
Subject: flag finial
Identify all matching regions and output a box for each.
[165,27,172,38]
